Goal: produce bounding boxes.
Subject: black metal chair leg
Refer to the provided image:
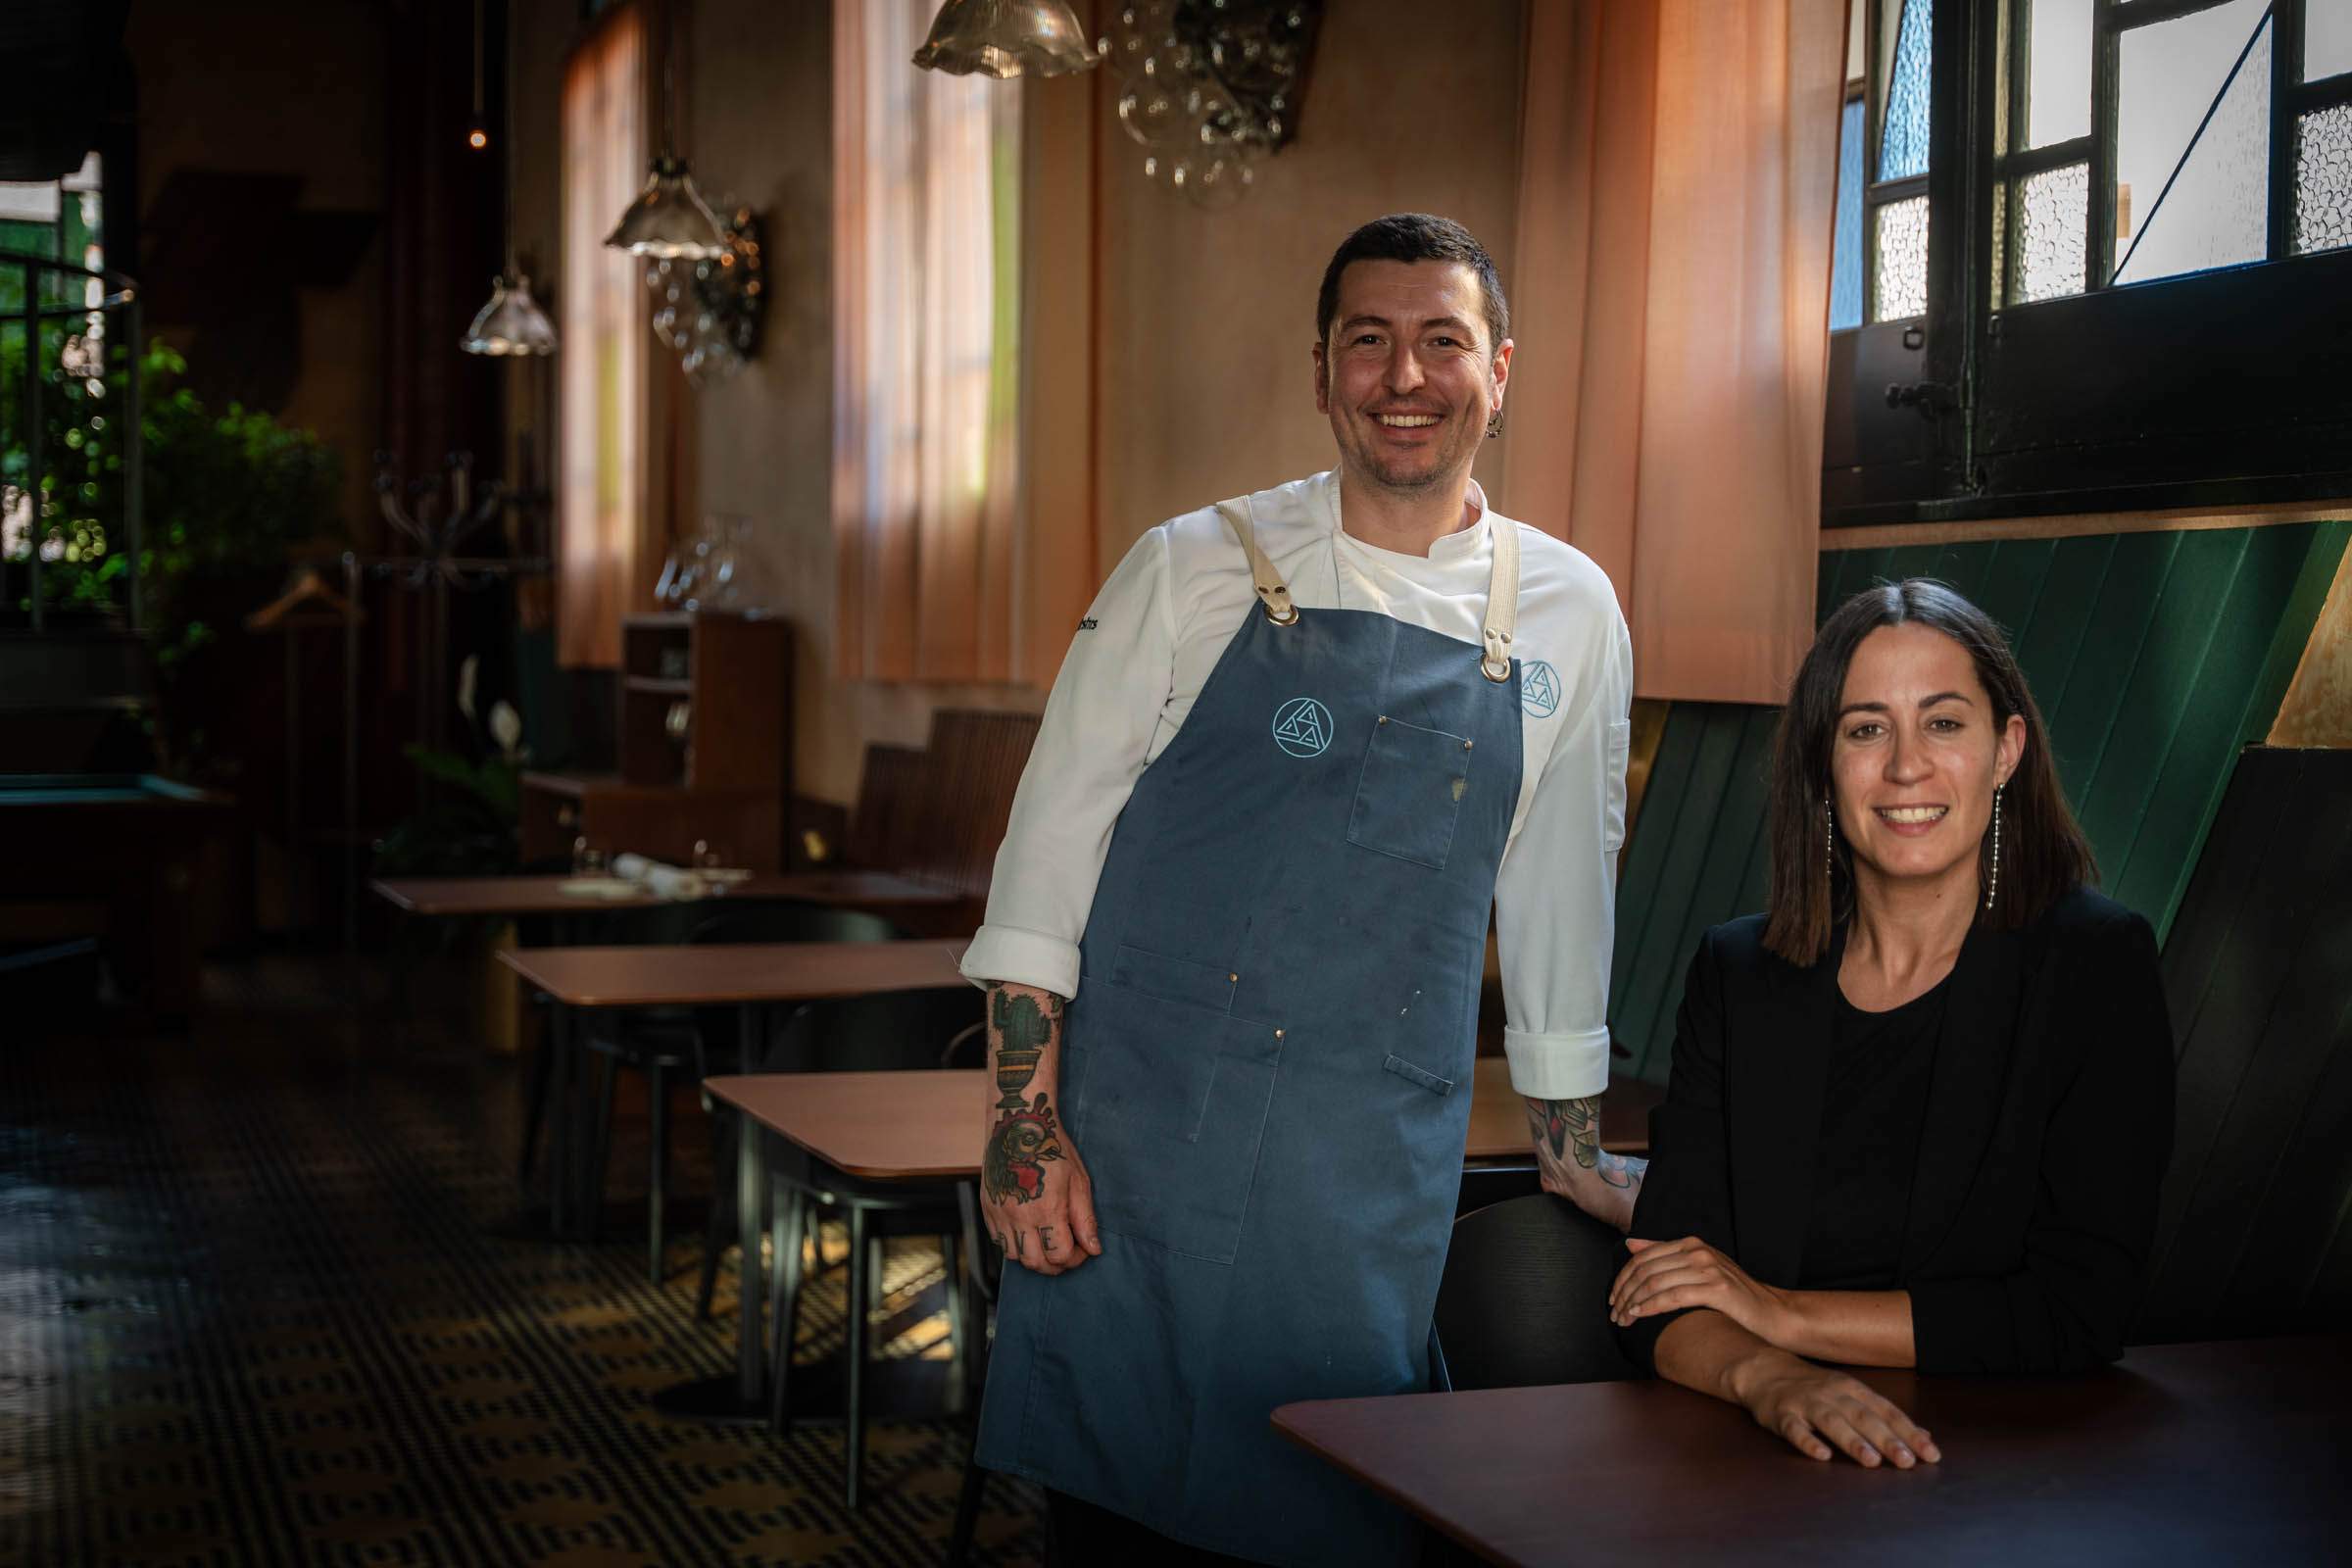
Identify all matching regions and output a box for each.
[766,1187,808,1434]
[941,1229,967,1417]
[695,1115,735,1320]
[845,1204,870,1511]
[587,1050,618,1241]
[648,1060,669,1285]
[946,1441,988,1568]
[517,1029,554,1187]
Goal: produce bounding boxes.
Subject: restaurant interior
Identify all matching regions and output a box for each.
[4,0,2349,1562]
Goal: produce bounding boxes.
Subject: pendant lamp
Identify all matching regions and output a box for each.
[912,0,1099,79]
[606,1,728,259]
[463,0,557,355]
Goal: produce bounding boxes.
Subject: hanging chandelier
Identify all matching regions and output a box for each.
[912,0,1099,78]
[1103,1,1322,211]
[462,0,557,356]
[603,0,762,383]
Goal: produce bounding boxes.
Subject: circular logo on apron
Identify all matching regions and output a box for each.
[1270,696,1333,758]
[1521,660,1561,718]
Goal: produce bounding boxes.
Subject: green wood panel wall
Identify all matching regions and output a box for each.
[1608,519,2350,1084]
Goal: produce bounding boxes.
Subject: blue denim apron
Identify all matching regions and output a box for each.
[977,496,1525,1565]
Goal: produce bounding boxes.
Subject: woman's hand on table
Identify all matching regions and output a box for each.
[1733,1349,1941,1469]
[1610,1234,1794,1342]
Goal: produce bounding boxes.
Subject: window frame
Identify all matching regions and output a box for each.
[1824,0,2352,529]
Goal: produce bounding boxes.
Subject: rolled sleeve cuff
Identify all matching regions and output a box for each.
[1502,1024,1611,1100]
[958,923,1081,1002]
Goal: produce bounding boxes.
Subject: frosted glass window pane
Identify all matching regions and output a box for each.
[2026,0,2092,148]
[2016,164,2089,302]
[2295,104,2352,256]
[1988,179,2006,309]
[1833,98,1866,329]
[2113,4,2271,285]
[1874,196,1929,319]
[2308,0,2352,83]
[1879,0,1933,180]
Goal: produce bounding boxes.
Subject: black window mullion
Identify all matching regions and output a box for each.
[2091,2,2123,287]
[2271,0,2302,260]
[1924,0,1984,489]
[2001,136,2098,175]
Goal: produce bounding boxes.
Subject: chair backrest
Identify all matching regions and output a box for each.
[764,986,987,1075]
[689,901,902,947]
[2137,747,2352,1344]
[845,743,934,871]
[1432,1195,1641,1391]
[903,710,1041,900]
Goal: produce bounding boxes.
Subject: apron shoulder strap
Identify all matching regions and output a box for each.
[1215,498,1298,626]
[1479,514,1519,682]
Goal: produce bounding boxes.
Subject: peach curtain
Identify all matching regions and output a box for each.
[557,5,652,669]
[833,0,1025,683]
[1503,0,1846,704]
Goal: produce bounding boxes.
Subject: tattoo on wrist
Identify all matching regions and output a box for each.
[1526,1097,1601,1170]
[983,983,1068,1206]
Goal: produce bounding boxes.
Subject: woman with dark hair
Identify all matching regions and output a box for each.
[1605,579,2174,1469]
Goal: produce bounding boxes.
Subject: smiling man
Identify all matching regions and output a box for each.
[958,214,1638,1565]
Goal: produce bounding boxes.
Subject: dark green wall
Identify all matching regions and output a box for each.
[1608,518,2350,1084]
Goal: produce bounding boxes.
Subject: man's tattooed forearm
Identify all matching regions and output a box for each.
[1597,1152,1648,1193]
[985,982,1062,1111]
[1526,1097,1601,1170]
[983,1092,1063,1205]
[981,983,1068,1205]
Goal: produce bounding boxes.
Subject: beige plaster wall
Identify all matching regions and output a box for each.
[513,0,1529,807]
[1093,0,1527,564]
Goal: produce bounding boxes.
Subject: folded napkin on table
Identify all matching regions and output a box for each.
[611,853,710,902]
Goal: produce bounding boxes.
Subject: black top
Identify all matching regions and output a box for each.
[1802,979,1946,1291]
[1617,889,2175,1377]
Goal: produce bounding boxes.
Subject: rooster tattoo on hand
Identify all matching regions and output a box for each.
[984,1094,1064,1204]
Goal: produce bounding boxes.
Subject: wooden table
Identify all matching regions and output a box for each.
[1274,1334,2352,1565]
[706,1058,1655,1184]
[372,869,957,920]
[499,939,970,1424]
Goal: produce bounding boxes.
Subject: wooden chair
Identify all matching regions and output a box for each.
[903,710,1042,901]
[843,743,935,871]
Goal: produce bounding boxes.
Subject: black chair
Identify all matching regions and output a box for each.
[2136,747,2352,1345]
[1431,1195,1642,1391]
[686,901,906,1317]
[566,898,898,1285]
[758,985,987,1511]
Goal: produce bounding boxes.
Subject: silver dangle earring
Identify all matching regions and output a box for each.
[1984,783,2004,911]
[1823,797,1835,887]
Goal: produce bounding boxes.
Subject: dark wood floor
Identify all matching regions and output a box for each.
[0,953,1044,1567]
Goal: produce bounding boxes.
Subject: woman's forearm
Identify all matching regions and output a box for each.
[1768,1289,1916,1368]
[1653,1309,1802,1406]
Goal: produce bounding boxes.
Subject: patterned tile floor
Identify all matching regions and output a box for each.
[0,956,1046,1566]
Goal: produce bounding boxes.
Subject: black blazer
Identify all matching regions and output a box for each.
[1619,887,2175,1376]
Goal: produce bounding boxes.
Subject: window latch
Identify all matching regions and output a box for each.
[1885,380,1958,421]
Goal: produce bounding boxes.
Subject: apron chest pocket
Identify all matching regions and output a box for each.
[1347,715,1473,869]
[1063,976,1284,1266]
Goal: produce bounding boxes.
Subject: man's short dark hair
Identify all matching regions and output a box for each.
[1315,214,1510,354]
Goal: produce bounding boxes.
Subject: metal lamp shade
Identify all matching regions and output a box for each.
[604,156,730,260]
[911,0,1098,79]
[461,272,559,356]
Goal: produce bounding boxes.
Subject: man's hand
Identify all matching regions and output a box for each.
[978,982,1102,1275]
[1610,1234,1791,1343]
[1524,1096,1647,1233]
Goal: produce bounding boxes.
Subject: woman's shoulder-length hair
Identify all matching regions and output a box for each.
[1761,578,2098,966]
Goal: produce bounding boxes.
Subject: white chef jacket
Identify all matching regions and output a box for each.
[958,470,1633,1100]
